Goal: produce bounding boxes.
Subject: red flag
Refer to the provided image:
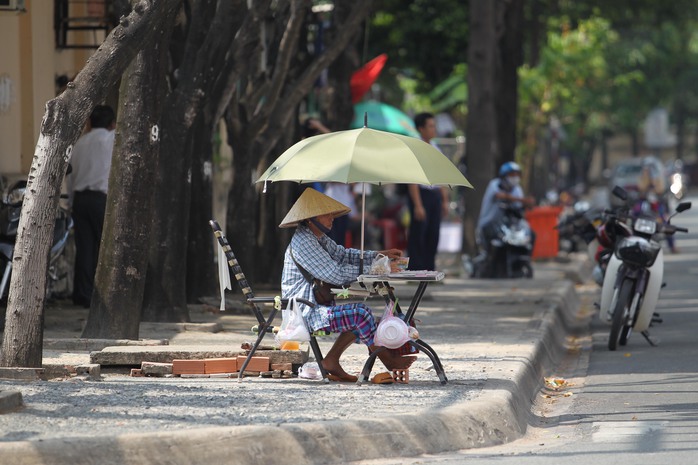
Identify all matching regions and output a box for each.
[350,54,388,104]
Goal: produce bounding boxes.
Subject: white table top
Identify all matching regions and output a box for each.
[357,270,445,282]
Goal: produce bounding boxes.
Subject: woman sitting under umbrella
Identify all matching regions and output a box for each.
[281,188,415,381]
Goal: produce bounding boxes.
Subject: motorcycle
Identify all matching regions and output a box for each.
[556,200,600,255]
[588,202,633,286]
[471,204,534,279]
[599,186,691,351]
[0,179,73,302]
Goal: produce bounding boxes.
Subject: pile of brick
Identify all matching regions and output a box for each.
[130,356,295,379]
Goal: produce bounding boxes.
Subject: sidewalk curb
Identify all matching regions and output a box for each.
[2,281,583,465]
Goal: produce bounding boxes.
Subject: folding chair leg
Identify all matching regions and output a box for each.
[308,336,329,383]
[238,307,278,382]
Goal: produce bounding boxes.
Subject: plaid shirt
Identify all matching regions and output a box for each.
[281,223,377,331]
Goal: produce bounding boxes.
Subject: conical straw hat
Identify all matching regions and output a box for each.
[279,187,351,228]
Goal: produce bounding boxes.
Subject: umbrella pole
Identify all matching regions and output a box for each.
[360,183,366,273]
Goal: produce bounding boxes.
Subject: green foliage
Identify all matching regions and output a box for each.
[519,7,698,167]
[428,63,467,113]
[519,17,619,157]
[366,0,468,94]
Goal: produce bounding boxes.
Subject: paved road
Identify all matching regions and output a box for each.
[352,194,698,465]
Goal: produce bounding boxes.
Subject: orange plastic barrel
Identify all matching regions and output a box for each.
[525,206,563,259]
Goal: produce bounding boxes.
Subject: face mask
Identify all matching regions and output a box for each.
[310,217,332,234]
[508,176,521,187]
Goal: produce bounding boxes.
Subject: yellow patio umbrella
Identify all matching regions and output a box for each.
[257,127,472,265]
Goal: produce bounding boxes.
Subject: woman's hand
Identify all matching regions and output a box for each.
[379,248,402,260]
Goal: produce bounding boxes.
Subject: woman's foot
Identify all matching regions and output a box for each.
[321,359,358,382]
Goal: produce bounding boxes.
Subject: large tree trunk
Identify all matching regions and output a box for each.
[496,0,523,166]
[142,0,247,322]
[186,113,216,303]
[462,0,499,257]
[1,0,181,367]
[82,3,177,339]
[225,126,263,282]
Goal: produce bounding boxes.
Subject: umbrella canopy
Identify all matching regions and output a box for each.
[350,101,419,137]
[258,127,471,188]
[258,127,472,265]
[350,54,388,104]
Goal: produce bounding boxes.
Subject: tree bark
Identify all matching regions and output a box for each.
[142,0,247,322]
[186,113,216,303]
[496,0,523,166]
[1,0,181,367]
[462,0,499,257]
[82,2,178,339]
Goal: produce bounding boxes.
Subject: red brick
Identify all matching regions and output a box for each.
[270,363,292,371]
[204,358,237,374]
[172,359,206,375]
[236,356,269,373]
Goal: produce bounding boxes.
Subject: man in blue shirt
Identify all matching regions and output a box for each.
[406,112,449,271]
[476,162,536,272]
[281,188,413,381]
[477,161,534,242]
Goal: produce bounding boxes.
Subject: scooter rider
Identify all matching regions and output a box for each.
[476,161,535,246]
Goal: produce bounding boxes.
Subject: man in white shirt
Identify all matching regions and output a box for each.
[67,105,115,308]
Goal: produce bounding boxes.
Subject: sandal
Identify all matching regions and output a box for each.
[371,372,394,384]
[327,373,358,383]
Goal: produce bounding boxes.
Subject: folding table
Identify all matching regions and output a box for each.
[356,271,448,385]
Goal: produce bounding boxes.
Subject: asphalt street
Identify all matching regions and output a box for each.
[351,193,698,465]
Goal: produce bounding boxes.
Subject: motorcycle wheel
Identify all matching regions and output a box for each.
[609,279,633,351]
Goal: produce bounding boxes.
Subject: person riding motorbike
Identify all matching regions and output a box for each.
[474,162,536,278]
[477,162,535,243]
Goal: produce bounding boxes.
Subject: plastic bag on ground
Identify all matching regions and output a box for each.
[298,361,322,380]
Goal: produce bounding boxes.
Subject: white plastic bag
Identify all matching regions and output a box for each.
[275,297,311,344]
[369,253,391,275]
[298,361,322,380]
[374,301,410,349]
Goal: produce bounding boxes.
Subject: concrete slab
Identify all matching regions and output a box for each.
[139,322,222,333]
[43,338,169,351]
[0,390,23,414]
[0,368,44,381]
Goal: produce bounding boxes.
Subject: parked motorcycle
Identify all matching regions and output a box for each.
[471,204,534,279]
[599,186,691,351]
[0,179,73,302]
[588,201,633,286]
[556,200,600,254]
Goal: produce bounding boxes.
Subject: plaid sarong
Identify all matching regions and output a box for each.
[325,302,377,347]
